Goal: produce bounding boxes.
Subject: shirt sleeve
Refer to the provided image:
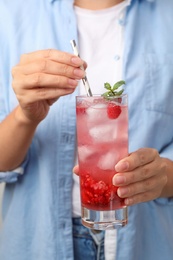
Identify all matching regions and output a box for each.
[154,142,173,205]
[0,153,29,183]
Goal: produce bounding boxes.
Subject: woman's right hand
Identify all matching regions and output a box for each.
[12,49,86,124]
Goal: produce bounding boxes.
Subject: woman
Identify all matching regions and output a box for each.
[0,0,173,259]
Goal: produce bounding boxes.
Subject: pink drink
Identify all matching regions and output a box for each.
[76,95,128,228]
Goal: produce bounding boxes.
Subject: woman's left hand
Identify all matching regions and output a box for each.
[113,148,168,206]
[73,148,170,205]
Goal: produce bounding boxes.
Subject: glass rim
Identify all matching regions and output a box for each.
[76,93,127,98]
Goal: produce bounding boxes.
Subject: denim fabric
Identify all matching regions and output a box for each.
[73,218,105,260]
[1,1,173,260]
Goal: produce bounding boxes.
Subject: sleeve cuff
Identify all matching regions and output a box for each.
[0,153,29,183]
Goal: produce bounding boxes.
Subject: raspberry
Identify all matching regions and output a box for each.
[81,173,115,207]
[107,103,121,119]
[76,106,86,115]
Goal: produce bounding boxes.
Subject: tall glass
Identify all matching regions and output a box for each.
[76,94,128,230]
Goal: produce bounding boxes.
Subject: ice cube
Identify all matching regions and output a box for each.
[86,103,107,122]
[89,124,118,142]
[97,151,119,170]
[78,145,95,162]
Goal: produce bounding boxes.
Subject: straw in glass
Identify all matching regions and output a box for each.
[70,40,92,97]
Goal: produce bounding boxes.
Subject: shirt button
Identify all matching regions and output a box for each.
[114,55,120,61]
[118,19,125,26]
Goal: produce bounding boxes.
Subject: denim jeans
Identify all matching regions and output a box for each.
[73,218,105,260]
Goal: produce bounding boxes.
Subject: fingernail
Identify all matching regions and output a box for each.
[124,198,133,206]
[115,161,129,172]
[117,187,128,197]
[113,175,126,185]
[71,56,82,65]
[68,79,78,86]
[74,68,85,77]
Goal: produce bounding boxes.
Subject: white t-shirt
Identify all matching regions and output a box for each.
[73,1,130,259]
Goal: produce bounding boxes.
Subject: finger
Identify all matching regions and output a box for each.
[123,173,167,205]
[13,73,78,91]
[117,175,159,198]
[113,161,156,186]
[115,148,159,172]
[15,86,75,105]
[19,49,86,68]
[12,59,86,80]
[73,165,79,176]
[113,157,167,186]
[123,190,159,206]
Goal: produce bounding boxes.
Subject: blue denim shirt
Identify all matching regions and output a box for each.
[0,0,173,259]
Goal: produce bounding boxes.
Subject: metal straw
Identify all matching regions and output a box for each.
[70,40,92,97]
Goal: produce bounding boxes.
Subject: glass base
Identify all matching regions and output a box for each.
[81,206,128,230]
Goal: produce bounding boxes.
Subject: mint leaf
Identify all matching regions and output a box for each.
[102,80,125,98]
[112,80,125,90]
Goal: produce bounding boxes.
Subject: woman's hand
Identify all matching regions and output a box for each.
[12,49,86,124]
[113,148,168,206]
[73,148,171,206]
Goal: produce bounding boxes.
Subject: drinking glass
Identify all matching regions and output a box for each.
[76,94,128,230]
